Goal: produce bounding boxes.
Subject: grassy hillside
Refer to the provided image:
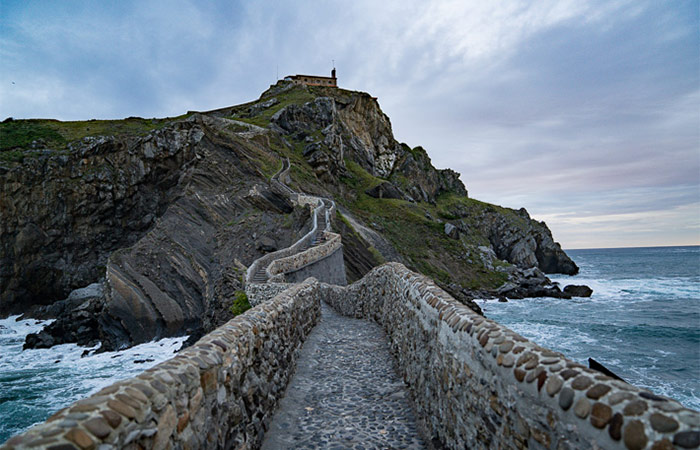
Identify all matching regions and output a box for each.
[336,159,508,290]
[0,115,190,163]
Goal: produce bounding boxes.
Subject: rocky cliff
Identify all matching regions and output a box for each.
[0,81,579,350]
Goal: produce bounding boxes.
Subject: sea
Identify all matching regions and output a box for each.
[0,318,187,443]
[479,245,700,411]
[1,246,699,443]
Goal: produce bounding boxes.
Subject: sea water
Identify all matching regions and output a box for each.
[0,316,188,442]
[479,245,700,411]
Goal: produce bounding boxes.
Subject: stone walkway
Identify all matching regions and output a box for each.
[262,302,425,449]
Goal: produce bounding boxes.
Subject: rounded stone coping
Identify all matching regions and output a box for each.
[2,280,322,450]
[246,282,293,306]
[267,232,341,279]
[321,262,700,450]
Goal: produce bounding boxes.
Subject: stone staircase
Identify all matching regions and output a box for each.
[245,158,338,295]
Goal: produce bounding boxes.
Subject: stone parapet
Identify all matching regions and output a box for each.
[296,194,321,208]
[2,281,321,450]
[285,246,347,286]
[245,199,323,284]
[321,263,700,450]
[246,282,292,306]
[267,232,341,280]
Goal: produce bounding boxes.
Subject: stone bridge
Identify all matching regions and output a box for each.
[3,161,699,450]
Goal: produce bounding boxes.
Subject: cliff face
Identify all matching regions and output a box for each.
[0,121,200,315]
[0,81,578,350]
[247,83,576,275]
[2,115,310,350]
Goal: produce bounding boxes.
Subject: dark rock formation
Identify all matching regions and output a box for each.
[468,207,578,275]
[24,297,102,349]
[268,89,468,203]
[495,266,572,299]
[1,122,201,315]
[365,181,404,200]
[564,285,593,297]
[333,213,384,283]
[389,145,468,203]
[3,114,312,350]
[444,223,459,239]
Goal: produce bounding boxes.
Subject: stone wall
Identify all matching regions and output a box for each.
[285,246,347,286]
[267,233,342,279]
[296,194,321,208]
[2,281,321,450]
[245,199,322,284]
[246,282,292,307]
[321,263,700,450]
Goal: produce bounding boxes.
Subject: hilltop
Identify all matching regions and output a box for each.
[0,81,579,351]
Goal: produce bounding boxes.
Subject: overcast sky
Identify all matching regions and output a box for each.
[1,0,698,249]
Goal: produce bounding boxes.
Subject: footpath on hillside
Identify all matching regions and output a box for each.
[262,302,426,449]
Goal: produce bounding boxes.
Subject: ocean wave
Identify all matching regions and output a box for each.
[0,316,188,442]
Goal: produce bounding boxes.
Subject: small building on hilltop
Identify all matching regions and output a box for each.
[284,68,337,87]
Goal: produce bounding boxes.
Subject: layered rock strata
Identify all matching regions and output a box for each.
[7,115,310,350]
[3,81,581,352]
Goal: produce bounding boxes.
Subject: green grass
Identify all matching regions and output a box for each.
[0,115,194,162]
[368,246,386,264]
[336,210,386,265]
[229,86,316,127]
[251,151,282,179]
[0,120,66,150]
[230,290,251,316]
[338,158,509,290]
[0,149,27,163]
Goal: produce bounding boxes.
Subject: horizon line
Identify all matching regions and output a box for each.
[564,244,700,251]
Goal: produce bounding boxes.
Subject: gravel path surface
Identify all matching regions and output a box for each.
[262,302,425,449]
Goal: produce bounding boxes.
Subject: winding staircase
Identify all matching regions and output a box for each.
[245,158,340,301]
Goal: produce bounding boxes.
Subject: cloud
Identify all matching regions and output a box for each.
[0,0,697,248]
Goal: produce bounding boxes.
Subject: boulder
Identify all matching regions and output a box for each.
[24,297,102,349]
[365,182,404,200]
[256,236,277,253]
[563,285,593,297]
[247,98,278,116]
[497,282,519,296]
[444,223,459,239]
[495,267,572,300]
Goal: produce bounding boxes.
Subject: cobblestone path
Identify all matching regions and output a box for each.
[262,302,426,449]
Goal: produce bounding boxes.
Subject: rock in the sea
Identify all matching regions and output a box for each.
[24,295,103,349]
[497,282,519,296]
[564,285,593,297]
[495,266,572,300]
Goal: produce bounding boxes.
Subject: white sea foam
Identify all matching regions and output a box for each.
[0,315,188,441]
[483,247,700,411]
[0,315,53,339]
